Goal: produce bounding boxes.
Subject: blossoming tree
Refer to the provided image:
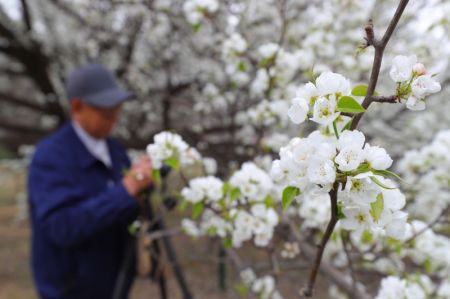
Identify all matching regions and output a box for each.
[1,0,449,298]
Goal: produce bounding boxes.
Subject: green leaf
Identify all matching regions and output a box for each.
[223,237,233,248]
[373,169,406,183]
[351,84,368,97]
[128,222,139,236]
[234,283,249,297]
[230,187,241,202]
[222,182,230,195]
[332,120,340,139]
[238,61,246,72]
[178,199,189,211]
[192,202,204,219]
[206,226,217,236]
[370,176,397,190]
[152,169,161,185]
[337,202,346,219]
[264,195,275,208]
[193,23,202,32]
[165,156,180,170]
[361,230,373,243]
[337,96,366,113]
[370,193,384,222]
[424,258,432,273]
[282,186,300,210]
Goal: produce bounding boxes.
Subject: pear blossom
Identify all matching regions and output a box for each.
[411,74,441,98]
[363,144,393,170]
[310,96,340,125]
[181,176,223,204]
[306,157,336,185]
[389,55,417,82]
[335,146,365,171]
[315,72,351,96]
[287,96,309,124]
[406,96,426,111]
[146,131,200,169]
[257,43,280,60]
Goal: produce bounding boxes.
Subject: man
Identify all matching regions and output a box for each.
[28,64,152,299]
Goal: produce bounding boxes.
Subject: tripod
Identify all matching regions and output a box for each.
[113,168,193,299]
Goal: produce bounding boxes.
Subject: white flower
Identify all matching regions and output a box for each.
[315,72,351,96]
[287,96,309,124]
[343,172,380,204]
[296,82,319,100]
[384,210,408,239]
[363,144,393,170]
[389,55,417,82]
[406,96,426,111]
[338,130,365,150]
[335,146,364,171]
[240,268,256,286]
[411,75,441,98]
[223,33,247,57]
[310,96,340,126]
[257,43,279,60]
[181,176,223,203]
[229,162,273,202]
[375,276,407,299]
[252,275,275,297]
[202,157,217,175]
[181,219,200,237]
[340,205,373,231]
[307,157,336,185]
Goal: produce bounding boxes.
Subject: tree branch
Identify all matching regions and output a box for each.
[350,0,409,130]
[20,0,32,32]
[289,221,371,299]
[300,182,339,297]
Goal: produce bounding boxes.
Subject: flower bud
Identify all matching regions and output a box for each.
[412,63,426,75]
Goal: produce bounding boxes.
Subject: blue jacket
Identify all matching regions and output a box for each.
[28,123,139,299]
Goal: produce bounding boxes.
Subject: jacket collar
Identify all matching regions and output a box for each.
[63,123,122,170]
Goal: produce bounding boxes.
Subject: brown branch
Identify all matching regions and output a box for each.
[20,0,32,32]
[369,95,399,103]
[289,221,371,299]
[350,0,409,130]
[341,232,357,298]
[301,182,339,297]
[403,204,450,245]
[0,118,50,134]
[0,92,48,113]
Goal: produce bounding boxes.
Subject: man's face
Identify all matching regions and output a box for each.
[70,99,122,139]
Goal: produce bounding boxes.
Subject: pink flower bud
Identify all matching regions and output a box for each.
[413,63,426,75]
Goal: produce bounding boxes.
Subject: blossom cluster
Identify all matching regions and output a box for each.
[375,275,435,299]
[270,129,408,239]
[146,131,201,169]
[397,129,450,222]
[180,162,281,248]
[389,55,441,111]
[287,71,352,127]
[403,220,450,275]
[240,268,283,299]
[183,0,219,26]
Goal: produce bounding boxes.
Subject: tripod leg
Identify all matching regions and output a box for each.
[158,219,193,299]
[112,235,137,299]
[150,239,168,299]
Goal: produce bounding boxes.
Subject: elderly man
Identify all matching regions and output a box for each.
[28,64,152,299]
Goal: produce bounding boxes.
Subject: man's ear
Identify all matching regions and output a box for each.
[70,98,83,113]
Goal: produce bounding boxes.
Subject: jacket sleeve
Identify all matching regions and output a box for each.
[28,147,139,248]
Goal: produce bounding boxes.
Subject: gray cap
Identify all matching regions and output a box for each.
[65,63,134,108]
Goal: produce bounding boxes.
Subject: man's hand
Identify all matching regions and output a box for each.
[122,157,153,198]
